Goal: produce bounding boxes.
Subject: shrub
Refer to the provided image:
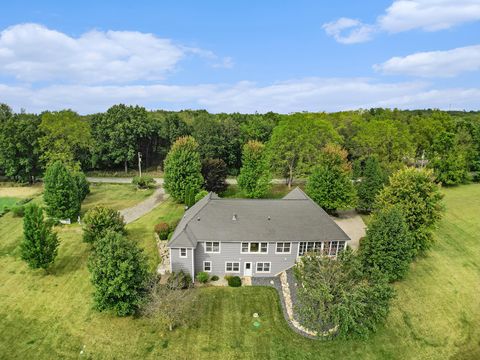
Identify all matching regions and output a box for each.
[11,204,25,217]
[184,186,196,207]
[227,276,242,287]
[210,275,219,281]
[196,271,209,284]
[83,206,126,244]
[169,218,180,231]
[167,271,193,290]
[154,222,170,240]
[194,190,209,203]
[132,175,155,189]
[88,231,150,316]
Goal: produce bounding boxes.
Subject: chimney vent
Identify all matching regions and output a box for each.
[267,216,271,220]
[232,213,238,221]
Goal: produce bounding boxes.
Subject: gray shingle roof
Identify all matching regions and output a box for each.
[167,187,350,248]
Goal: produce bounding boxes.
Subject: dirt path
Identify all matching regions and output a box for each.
[119,187,165,224]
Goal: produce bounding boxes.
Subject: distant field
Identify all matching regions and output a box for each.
[0,185,42,199]
[0,184,478,359]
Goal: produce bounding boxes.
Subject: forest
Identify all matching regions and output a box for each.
[0,103,479,187]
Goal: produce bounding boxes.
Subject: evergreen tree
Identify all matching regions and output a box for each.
[357,157,388,212]
[237,140,271,198]
[88,231,150,316]
[163,136,204,202]
[72,171,90,202]
[306,145,356,212]
[43,161,80,220]
[21,204,59,270]
[375,167,444,254]
[360,206,414,282]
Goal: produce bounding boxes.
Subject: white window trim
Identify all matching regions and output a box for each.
[179,248,187,258]
[275,242,292,254]
[203,261,212,273]
[255,262,272,273]
[240,242,269,254]
[205,241,221,254]
[225,261,240,273]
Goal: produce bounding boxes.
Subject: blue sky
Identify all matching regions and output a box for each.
[1,0,479,113]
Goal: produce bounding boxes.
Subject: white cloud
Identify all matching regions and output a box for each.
[0,23,231,84]
[374,44,480,77]
[379,0,480,32]
[324,0,480,43]
[322,18,376,44]
[1,78,478,114]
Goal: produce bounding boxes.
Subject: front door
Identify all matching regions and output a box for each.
[244,262,253,276]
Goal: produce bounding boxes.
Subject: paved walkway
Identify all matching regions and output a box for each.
[119,186,166,224]
[331,210,366,250]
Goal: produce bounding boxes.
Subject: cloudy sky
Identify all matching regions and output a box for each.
[1,0,479,114]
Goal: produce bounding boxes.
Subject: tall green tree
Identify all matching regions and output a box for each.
[21,204,59,270]
[375,167,444,254]
[360,207,414,282]
[83,206,126,244]
[306,145,357,212]
[39,110,92,169]
[163,136,204,202]
[43,161,81,220]
[201,158,228,193]
[88,231,149,316]
[429,131,469,185]
[356,157,388,212]
[237,140,271,198]
[294,249,394,339]
[0,112,41,183]
[267,114,341,187]
[91,104,154,172]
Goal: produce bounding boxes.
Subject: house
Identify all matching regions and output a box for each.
[167,187,350,279]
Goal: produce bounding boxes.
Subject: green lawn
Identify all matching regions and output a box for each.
[81,183,154,214]
[0,197,19,211]
[0,185,479,359]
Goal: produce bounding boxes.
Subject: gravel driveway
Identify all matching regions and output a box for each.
[331,210,366,250]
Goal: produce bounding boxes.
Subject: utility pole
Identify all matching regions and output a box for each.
[138,152,142,177]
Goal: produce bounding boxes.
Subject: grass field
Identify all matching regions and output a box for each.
[81,183,154,214]
[0,184,479,359]
[0,197,19,211]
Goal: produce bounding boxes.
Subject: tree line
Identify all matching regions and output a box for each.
[1,103,479,186]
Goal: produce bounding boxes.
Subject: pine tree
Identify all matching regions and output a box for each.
[163,136,204,202]
[357,157,387,212]
[237,140,271,198]
[43,161,80,220]
[21,204,59,270]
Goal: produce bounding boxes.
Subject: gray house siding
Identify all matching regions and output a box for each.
[194,241,299,278]
[171,248,194,279]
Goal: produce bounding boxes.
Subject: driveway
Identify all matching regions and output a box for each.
[87,177,289,185]
[331,210,366,250]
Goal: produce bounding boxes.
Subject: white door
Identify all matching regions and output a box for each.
[244,262,253,276]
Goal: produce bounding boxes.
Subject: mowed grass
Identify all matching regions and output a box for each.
[0,185,479,359]
[81,183,154,214]
[0,197,19,210]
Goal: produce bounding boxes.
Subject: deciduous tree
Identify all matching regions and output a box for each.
[83,206,126,244]
[201,158,228,193]
[356,156,387,212]
[237,140,271,198]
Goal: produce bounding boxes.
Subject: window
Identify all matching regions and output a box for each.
[180,248,187,258]
[256,262,271,273]
[203,261,212,272]
[205,241,220,253]
[225,262,240,273]
[298,241,346,256]
[298,242,322,256]
[276,242,291,254]
[241,242,268,253]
